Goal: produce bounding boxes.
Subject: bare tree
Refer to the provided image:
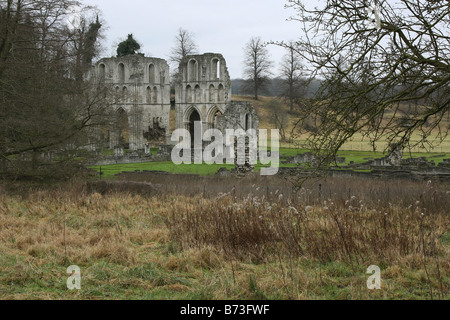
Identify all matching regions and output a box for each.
[243,36,273,100]
[169,28,198,65]
[168,28,199,85]
[279,42,305,113]
[279,0,450,167]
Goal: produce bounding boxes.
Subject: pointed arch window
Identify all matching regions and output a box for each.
[118,63,125,82]
[149,64,155,83]
[152,87,158,104]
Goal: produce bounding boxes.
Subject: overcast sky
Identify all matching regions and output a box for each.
[83,0,303,79]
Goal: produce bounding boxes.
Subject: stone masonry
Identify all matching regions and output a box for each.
[175,53,232,136]
[90,52,259,169]
[91,55,171,151]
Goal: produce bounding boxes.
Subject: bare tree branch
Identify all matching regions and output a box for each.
[275,0,450,167]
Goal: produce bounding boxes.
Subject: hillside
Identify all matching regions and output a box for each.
[232,95,450,153]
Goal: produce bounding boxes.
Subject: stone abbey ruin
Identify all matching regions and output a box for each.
[88,52,450,181]
[90,52,258,155]
[93,55,171,151]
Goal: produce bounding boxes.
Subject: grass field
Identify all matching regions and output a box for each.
[90,148,449,178]
[91,162,300,179]
[0,177,448,300]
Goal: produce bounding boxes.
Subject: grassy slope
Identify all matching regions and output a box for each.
[233,95,450,153]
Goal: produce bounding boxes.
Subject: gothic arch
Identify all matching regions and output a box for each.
[206,105,223,129]
[211,58,220,80]
[114,107,130,149]
[188,59,198,82]
[122,86,128,102]
[146,86,151,103]
[99,63,106,80]
[209,84,216,102]
[115,86,120,102]
[218,84,225,102]
[194,85,201,103]
[186,85,193,103]
[152,87,158,104]
[149,64,156,83]
[118,63,125,82]
[184,105,203,123]
[185,106,202,144]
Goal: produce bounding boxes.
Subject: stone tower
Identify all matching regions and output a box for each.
[175,53,232,138]
[92,55,171,151]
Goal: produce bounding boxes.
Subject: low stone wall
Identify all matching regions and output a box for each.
[282,153,346,165]
[277,166,450,182]
[90,145,174,166]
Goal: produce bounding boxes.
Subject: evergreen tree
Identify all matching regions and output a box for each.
[117,34,141,57]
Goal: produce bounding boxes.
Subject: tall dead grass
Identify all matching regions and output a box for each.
[0,188,166,267]
[164,178,449,297]
[0,176,448,299]
[166,191,448,264]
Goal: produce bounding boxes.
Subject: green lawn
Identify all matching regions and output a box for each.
[90,149,448,178]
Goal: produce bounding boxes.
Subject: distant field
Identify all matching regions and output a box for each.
[232,95,450,154]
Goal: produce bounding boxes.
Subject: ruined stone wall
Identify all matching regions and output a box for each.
[92,55,171,151]
[88,52,260,172]
[175,53,232,135]
[215,101,260,171]
[215,101,259,132]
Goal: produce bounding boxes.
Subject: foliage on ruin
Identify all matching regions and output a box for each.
[117,34,142,57]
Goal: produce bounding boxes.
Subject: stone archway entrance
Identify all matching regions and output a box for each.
[109,108,130,149]
[117,108,130,149]
[188,109,201,145]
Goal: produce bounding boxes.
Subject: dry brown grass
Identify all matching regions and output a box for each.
[0,177,448,299]
[1,192,152,266]
[166,186,449,265]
